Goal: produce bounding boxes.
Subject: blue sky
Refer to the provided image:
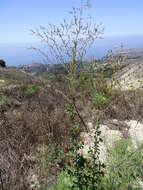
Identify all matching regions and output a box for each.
[0,0,143,43]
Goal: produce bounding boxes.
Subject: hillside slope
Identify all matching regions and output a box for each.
[0,49,143,189]
[115,58,143,90]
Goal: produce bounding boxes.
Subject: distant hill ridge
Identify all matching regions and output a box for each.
[16,48,143,77]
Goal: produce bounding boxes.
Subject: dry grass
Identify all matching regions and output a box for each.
[0,72,143,189]
[104,88,143,121]
[0,80,70,189]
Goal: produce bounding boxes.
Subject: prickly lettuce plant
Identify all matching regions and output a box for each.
[67,99,105,190]
[32,0,105,189]
[87,120,105,190]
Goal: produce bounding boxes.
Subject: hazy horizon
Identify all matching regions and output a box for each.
[0,35,143,66]
[0,0,143,66]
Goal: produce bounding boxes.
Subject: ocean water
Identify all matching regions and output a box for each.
[0,35,143,66]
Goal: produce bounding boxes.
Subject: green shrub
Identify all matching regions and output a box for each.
[0,59,6,68]
[34,143,66,172]
[0,95,21,106]
[31,144,66,190]
[75,72,94,94]
[44,144,65,167]
[66,117,105,190]
[49,139,143,190]
[0,95,8,105]
[25,84,40,97]
[92,91,108,108]
[49,171,70,190]
[103,139,143,190]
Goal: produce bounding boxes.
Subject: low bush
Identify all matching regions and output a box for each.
[49,171,70,190]
[0,95,8,105]
[0,81,70,189]
[92,91,109,109]
[49,139,143,190]
[0,95,21,106]
[75,71,94,94]
[0,59,6,68]
[25,84,40,97]
[103,139,143,190]
[30,144,66,189]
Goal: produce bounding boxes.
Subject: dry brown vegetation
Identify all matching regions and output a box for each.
[0,79,70,189]
[74,87,143,122]
[0,69,143,189]
[104,89,143,121]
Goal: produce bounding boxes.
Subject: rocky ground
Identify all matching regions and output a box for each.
[115,58,143,90]
[81,120,143,160]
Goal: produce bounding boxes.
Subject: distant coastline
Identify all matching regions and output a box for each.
[0,35,143,66]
